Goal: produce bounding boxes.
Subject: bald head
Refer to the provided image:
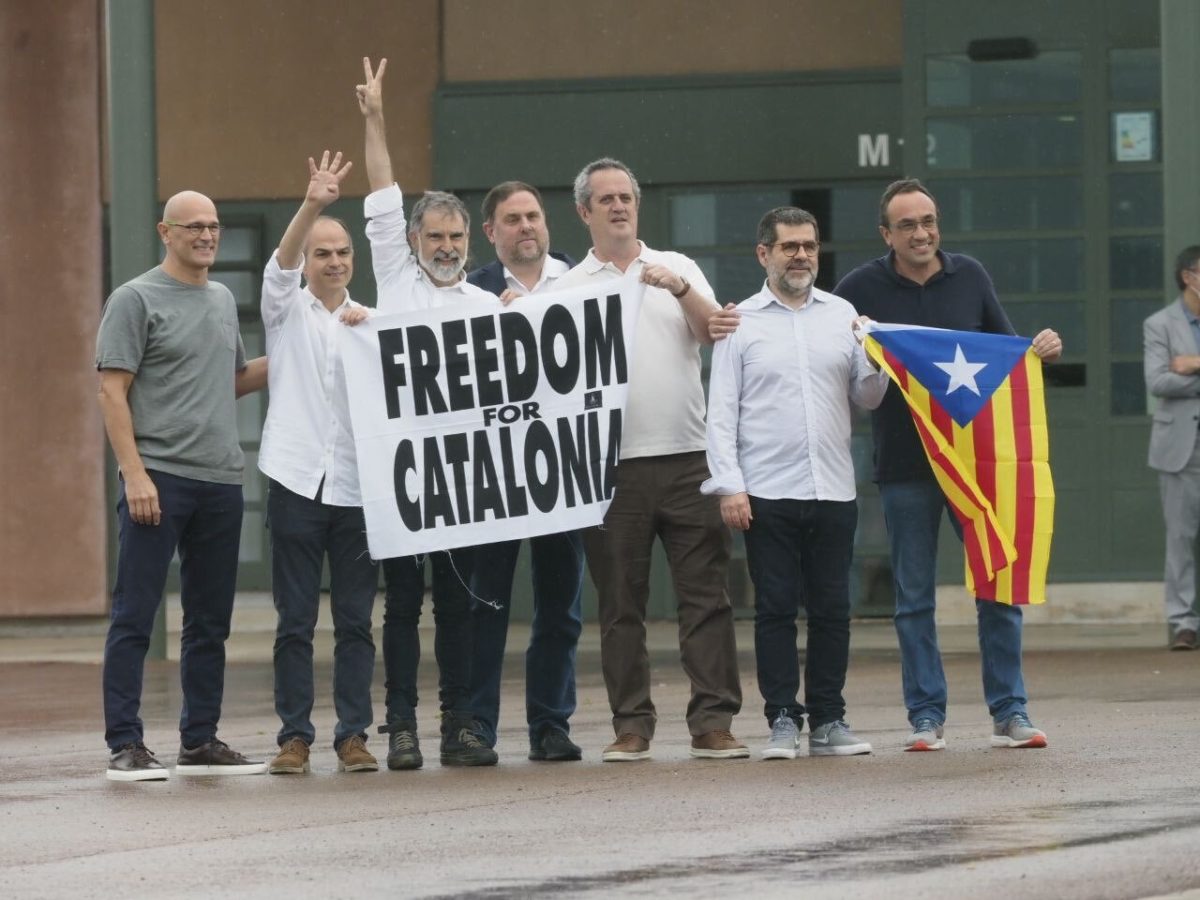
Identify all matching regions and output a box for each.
[157,190,221,283]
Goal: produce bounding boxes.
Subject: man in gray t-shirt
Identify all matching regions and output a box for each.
[95,189,268,782]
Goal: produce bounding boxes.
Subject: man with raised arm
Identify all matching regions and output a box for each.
[258,151,382,777]
[356,57,497,769]
[96,191,268,781]
[554,157,747,762]
[465,181,584,762]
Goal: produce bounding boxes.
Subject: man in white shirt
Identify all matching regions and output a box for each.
[704,206,888,760]
[554,158,747,762]
[464,181,585,763]
[258,152,380,776]
[356,57,497,768]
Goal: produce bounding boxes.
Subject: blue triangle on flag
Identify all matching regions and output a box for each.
[871,325,1032,426]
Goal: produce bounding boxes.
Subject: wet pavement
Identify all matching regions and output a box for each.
[2,609,1199,899]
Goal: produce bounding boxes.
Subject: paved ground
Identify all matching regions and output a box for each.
[1,606,1199,899]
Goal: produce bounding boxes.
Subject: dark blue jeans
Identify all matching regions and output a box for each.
[743,496,858,730]
[103,470,243,751]
[267,480,377,749]
[879,479,1027,725]
[468,531,584,747]
[380,550,474,724]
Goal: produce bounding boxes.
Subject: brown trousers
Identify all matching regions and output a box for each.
[584,451,742,739]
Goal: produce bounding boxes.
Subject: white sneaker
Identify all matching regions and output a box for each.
[809,720,872,757]
[905,717,946,752]
[761,714,801,760]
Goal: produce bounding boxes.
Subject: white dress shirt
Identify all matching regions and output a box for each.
[703,282,889,502]
[555,242,716,459]
[503,254,570,297]
[364,184,495,313]
[258,251,365,506]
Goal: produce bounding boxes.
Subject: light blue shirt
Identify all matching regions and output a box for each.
[702,282,888,501]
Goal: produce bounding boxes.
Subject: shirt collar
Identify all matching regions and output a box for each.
[741,280,829,311]
[301,285,353,312]
[582,240,649,275]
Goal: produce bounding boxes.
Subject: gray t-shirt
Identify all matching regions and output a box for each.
[96,266,247,484]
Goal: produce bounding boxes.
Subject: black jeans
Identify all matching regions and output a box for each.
[103,470,242,750]
[267,480,377,749]
[743,496,857,729]
[380,550,474,724]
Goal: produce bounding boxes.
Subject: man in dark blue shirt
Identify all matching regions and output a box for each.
[834,178,1062,753]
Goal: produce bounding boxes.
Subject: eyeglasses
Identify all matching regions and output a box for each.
[889,216,939,235]
[164,221,224,236]
[766,240,820,258]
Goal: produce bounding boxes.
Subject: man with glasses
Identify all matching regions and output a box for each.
[703,207,888,760]
[96,191,268,780]
[554,157,747,762]
[1144,245,1200,651]
[833,178,1062,752]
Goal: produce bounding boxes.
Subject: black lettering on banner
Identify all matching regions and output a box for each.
[499,428,529,516]
[443,431,472,523]
[471,430,507,522]
[422,436,456,527]
[378,326,407,419]
[393,439,422,530]
[470,315,504,408]
[499,312,539,402]
[408,326,449,416]
[603,409,622,499]
[540,304,580,395]
[556,414,593,507]
[524,419,559,513]
[584,294,627,389]
[442,320,475,411]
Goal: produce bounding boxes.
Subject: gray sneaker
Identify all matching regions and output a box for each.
[905,717,946,752]
[991,712,1047,748]
[809,720,872,757]
[761,715,801,760]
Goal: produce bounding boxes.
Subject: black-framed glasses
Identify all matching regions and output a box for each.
[164,221,224,236]
[889,216,939,235]
[765,239,820,258]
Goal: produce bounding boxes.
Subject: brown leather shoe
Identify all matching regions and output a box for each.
[1170,629,1197,651]
[601,733,650,762]
[689,729,750,759]
[268,737,310,775]
[336,734,379,772]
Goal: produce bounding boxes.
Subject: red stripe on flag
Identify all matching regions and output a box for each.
[1008,356,1036,603]
[930,395,954,443]
[968,400,1009,571]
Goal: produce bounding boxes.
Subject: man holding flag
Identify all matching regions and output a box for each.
[834,178,1061,752]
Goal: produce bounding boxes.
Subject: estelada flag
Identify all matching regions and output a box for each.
[863,323,1054,605]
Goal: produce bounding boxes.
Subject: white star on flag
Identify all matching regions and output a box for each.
[934,344,987,396]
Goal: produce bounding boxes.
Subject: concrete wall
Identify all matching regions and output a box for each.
[0,0,107,615]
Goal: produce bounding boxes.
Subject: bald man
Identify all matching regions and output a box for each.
[96,190,268,781]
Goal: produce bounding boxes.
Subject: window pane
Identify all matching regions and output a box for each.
[956,238,1084,293]
[792,184,890,242]
[670,190,792,247]
[1111,297,1162,354]
[1111,361,1146,415]
[827,249,882,289]
[237,390,264,443]
[240,324,264,357]
[931,176,1083,232]
[691,254,764,303]
[1109,236,1163,291]
[239,510,264,563]
[927,51,1082,107]
[1109,48,1161,103]
[1004,300,1087,353]
[218,226,259,264]
[211,269,258,310]
[1110,172,1163,228]
[242,450,263,503]
[928,116,1082,170]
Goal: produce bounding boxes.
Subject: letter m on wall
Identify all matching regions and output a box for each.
[858,134,890,168]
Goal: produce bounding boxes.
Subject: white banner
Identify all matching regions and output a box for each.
[340,273,643,559]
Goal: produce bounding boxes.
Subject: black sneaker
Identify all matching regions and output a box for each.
[529,726,582,762]
[378,720,423,771]
[175,739,268,776]
[107,742,169,782]
[440,719,498,767]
